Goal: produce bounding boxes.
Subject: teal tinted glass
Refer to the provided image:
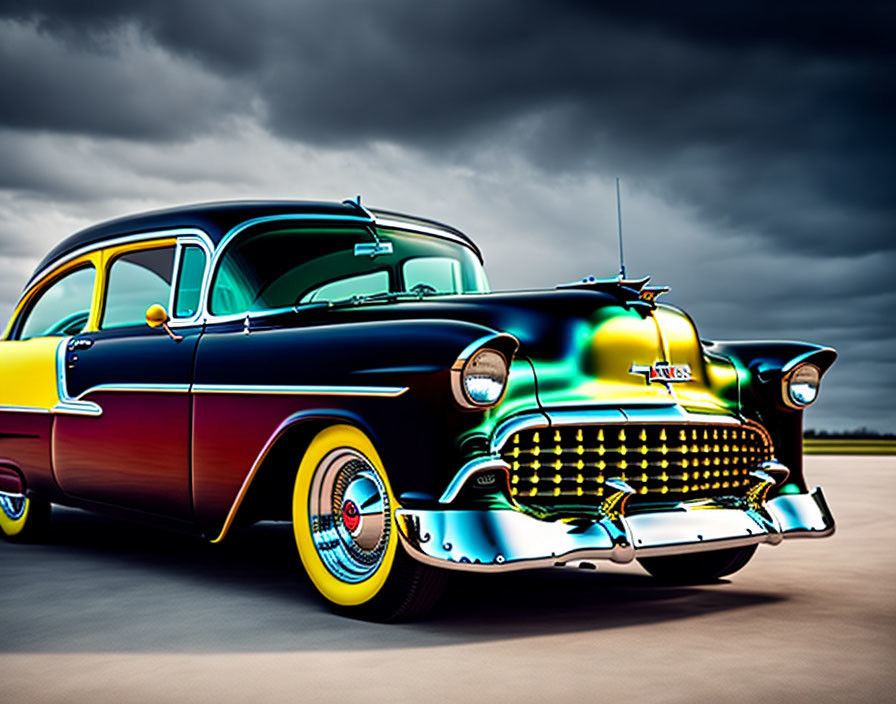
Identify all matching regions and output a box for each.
[174,246,207,318]
[210,225,487,316]
[403,257,462,294]
[300,270,389,303]
[18,265,96,339]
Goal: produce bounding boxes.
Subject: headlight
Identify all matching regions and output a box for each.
[451,348,510,409]
[449,333,518,410]
[783,363,821,408]
[463,349,508,405]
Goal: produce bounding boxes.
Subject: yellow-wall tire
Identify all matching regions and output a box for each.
[0,495,49,543]
[0,496,30,537]
[292,425,399,607]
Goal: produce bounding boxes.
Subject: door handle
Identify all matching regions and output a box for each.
[68,337,94,351]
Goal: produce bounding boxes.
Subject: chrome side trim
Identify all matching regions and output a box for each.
[51,377,401,415]
[75,383,191,399]
[51,339,192,417]
[438,457,511,504]
[191,384,408,398]
[0,405,50,414]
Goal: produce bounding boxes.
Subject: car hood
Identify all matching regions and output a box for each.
[297,287,741,417]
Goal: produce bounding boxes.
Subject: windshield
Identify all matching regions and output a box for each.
[209,225,488,316]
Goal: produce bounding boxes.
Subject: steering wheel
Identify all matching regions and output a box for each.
[43,311,89,336]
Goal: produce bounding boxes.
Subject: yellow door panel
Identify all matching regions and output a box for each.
[0,338,62,410]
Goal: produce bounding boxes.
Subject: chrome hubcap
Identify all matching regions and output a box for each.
[308,448,389,583]
[0,495,26,520]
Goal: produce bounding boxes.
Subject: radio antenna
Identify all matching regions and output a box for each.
[616,177,626,279]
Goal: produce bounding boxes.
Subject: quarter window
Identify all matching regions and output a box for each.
[17,265,96,340]
[102,247,175,329]
[173,245,207,319]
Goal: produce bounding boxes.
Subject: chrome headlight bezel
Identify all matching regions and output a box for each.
[450,337,515,410]
[782,363,821,409]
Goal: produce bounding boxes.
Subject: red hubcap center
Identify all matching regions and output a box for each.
[342,499,361,532]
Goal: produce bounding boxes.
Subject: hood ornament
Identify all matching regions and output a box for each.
[630,361,693,385]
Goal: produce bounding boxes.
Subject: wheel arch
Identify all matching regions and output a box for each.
[0,461,26,496]
[208,409,377,543]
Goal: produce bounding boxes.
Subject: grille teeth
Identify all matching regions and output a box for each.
[501,423,771,506]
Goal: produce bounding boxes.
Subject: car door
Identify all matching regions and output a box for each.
[0,259,99,497]
[52,236,209,520]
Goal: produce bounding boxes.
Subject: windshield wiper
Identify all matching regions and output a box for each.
[294,290,441,313]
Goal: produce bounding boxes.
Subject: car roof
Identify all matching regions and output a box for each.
[27,200,481,288]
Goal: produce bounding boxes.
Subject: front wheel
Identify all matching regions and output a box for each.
[292,425,445,621]
[0,494,51,543]
[638,544,757,584]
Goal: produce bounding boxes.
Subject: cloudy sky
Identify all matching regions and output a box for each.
[0,1,893,431]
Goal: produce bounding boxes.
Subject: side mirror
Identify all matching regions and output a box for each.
[145,304,182,342]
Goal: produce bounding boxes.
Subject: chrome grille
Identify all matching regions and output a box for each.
[500,423,771,508]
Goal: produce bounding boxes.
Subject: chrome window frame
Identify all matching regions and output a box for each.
[12,262,98,342]
[15,228,215,336]
[201,213,485,324]
[168,234,214,328]
[201,213,374,324]
[23,212,483,332]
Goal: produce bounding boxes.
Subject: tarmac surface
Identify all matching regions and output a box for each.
[1,455,893,703]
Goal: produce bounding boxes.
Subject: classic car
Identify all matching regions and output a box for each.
[0,198,836,620]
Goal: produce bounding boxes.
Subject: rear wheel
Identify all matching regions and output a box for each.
[292,425,444,621]
[0,495,51,543]
[638,544,757,584]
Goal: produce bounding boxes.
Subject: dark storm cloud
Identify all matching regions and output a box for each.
[0,12,250,139]
[0,1,893,430]
[1,0,893,259]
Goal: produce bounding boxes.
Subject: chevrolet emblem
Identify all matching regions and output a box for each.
[630,361,693,384]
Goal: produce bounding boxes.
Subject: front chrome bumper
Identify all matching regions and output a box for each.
[395,487,834,573]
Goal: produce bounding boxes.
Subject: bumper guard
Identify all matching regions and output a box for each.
[395,487,834,573]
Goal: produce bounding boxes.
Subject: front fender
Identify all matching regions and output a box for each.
[704,340,837,492]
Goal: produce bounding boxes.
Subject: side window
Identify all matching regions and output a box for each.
[102,247,175,329]
[173,245,207,319]
[17,266,96,340]
[403,257,462,294]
